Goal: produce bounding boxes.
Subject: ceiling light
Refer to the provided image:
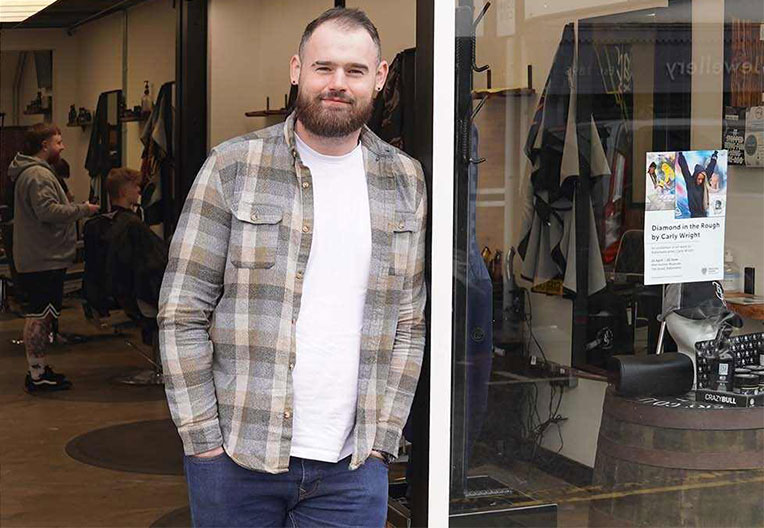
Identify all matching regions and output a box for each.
[0,1,57,23]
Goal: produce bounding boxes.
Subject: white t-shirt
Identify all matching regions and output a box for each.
[290,133,371,462]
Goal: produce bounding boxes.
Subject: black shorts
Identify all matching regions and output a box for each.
[17,269,66,319]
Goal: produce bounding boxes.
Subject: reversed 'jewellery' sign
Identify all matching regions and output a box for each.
[644,150,728,285]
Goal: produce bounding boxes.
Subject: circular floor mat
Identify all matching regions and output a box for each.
[151,506,191,528]
[30,365,166,403]
[66,419,184,475]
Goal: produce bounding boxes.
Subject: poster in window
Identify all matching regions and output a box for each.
[722,14,764,166]
[644,150,728,285]
[723,106,746,165]
[744,106,764,167]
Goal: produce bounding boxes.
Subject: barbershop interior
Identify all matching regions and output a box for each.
[1,0,763,526]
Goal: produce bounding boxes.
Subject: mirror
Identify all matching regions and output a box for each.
[85,89,123,209]
[0,50,54,213]
[0,50,53,126]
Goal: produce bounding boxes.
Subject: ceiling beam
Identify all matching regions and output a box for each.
[66,0,149,34]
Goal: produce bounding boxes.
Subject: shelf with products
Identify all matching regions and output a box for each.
[23,109,52,116]
[472,86,536,99]
[120,113,150,123]
[66,121,92,129]
[245,94,291,118]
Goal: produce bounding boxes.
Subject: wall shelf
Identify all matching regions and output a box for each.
[23,109,52,116]
[121,114,149,123]
[472,87,536,99]
[66,121,92,129]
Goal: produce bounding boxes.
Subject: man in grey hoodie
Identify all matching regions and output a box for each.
[8,123,99,392]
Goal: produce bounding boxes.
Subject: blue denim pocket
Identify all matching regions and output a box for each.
[185,451,227,465]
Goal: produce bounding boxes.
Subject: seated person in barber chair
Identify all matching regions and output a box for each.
[83,168,168,344]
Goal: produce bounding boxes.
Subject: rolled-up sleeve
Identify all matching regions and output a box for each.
[158,151,231,455]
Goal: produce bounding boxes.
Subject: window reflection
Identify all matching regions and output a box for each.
[449,0,764,526]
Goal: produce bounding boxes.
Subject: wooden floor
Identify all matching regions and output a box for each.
[1,300,579,528]
[12,297,758,527]
[0,301,188,527]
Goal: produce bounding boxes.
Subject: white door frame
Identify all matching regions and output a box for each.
[427,1,455,525]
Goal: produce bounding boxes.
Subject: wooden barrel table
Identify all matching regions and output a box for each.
[590,387,764,527]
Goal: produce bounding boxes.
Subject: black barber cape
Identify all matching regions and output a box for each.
[517,23,609,296]
[83,207,168,317]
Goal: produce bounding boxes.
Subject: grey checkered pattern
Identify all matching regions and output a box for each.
[158,114,427,474]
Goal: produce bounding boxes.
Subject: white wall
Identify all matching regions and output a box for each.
[691,0,764,296]
[1,29,84,198]
[726,170,764,297]
[475,0,669,469]
[207,0,416,149]
[0,51,56,127]
[0,51,19,121]
[18,52,42,127]
[73,11,123,202]
[475,0,763,469]
[125,0,176,170]
[1,0,176,202]
[473,0,667,91]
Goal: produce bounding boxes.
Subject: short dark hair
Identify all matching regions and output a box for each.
[22,123,61,156]
[299,8,381,63]
[105,167,141,201]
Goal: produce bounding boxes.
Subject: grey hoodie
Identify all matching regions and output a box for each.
[8,153,91,273]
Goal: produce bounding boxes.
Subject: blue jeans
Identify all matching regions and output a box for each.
[184,452,389,527]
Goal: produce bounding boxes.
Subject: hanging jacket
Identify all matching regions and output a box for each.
[369,48,417,156]
[82,211,119,316]
[140,82,174,225]
[85,92,113,184]
[107,207,168,308]
[82,207,168,317]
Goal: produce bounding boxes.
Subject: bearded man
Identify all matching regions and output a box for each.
[8,123,99,392]
[158,8,427,527]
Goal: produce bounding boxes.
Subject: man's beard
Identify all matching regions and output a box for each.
[47,150,61,165]
[294,88,374,138]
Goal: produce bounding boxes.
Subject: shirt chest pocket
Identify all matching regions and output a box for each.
[230,204,284,269]
[391,212,417,276]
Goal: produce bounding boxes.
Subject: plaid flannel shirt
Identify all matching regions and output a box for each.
[158,113,427,473]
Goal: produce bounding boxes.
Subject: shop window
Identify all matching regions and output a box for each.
[447,0,764,526]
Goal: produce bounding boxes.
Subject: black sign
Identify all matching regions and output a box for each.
[723,106,746,166]
[629,394,726,410]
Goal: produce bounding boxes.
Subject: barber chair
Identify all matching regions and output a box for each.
[114,298,162,385]
[82,211,164,385]
[655,282,743,388]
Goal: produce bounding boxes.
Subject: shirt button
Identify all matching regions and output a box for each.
[284,410,292,419]
[398,222,405,229]
[289,362,295,370]
[292,318,296,324]
[302,181,310,188]
[302,225,310,233]
[251,213,259,221]
[296,271,303,280]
